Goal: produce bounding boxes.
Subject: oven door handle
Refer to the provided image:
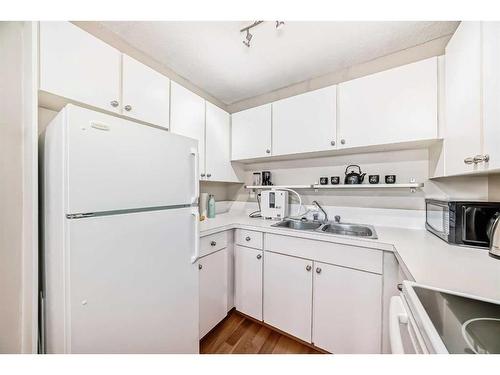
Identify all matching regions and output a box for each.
[389,296,409,354]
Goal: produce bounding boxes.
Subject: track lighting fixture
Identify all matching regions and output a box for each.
[240,20,285,48]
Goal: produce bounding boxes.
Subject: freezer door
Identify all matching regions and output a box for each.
[65,105,198,214]
[66,207,199,353]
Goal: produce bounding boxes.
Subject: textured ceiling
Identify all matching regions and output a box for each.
[99,21,459,105]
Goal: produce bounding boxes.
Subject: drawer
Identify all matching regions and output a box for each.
[235,229,263,250]
[265,234,383,274]
[200,231,228,257]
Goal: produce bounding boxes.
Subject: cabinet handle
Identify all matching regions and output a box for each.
[315,267,322,274]
[306,265,312,272]
[330,140,335,146]
[473,154,490,164]
[201,173,206,177]
[124,104,132,112]
[397,283,403,292]
[210,241,216,246]
[207,173,212,178]
[266,149,271,154]
[110,100,119,108]
[198,264,202,270]
[340,139,346,145]
[464,157,475,165]
[256,254,262,260]
[245,236,251,242]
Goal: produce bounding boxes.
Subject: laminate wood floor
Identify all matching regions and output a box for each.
[200,310,323,354]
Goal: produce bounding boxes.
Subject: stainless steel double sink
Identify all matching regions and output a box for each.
[271,219,378,239]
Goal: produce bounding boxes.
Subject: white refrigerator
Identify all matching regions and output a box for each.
[41,104,200,353]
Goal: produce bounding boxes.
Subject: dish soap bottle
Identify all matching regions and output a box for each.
[207,194,216,219]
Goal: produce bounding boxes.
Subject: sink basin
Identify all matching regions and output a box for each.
[320,223,378,239]
[271,219,322,231]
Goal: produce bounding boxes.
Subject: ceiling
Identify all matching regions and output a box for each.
[99,21,459,105]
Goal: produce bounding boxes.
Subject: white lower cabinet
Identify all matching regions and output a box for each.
[263,252,313,342]
[234,245,263,320]
[312,261,382,353]
[199,248,228,338]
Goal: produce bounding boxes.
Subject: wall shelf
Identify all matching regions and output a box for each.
[245,182,424,193]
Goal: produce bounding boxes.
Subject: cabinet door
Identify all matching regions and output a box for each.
[122,55,170,129]
[234,245,263,320]
[170,82,206,177]
[199,249,228,339]
[445,22,483,175]
[338,57,437,149]
[313,261,382,353]
[205,102,240,182]
[231,104,272,160]
[263,252,313,343]
[39,22,121,113]
[272,86,337,155]
[482,22,500,171]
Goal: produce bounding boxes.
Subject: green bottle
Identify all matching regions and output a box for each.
[207,194,216,218]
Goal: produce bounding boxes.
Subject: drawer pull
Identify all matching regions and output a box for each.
[245,236,251,242]
[256,254,262,260]
[316,267,322,274]
[210,241,217,246]
[306,265,312,272]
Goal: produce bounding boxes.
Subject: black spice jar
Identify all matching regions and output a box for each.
[331,176,340,185]
[319,177,328,185]
[368,175,379,184]
[385,175,396,184]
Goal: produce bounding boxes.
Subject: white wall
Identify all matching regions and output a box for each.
[218,149,489,211]
[0,21,38,354]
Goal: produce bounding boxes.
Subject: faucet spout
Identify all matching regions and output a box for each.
[312,200,328,224]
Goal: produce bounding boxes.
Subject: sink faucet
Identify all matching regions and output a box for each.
[312,200,328,224]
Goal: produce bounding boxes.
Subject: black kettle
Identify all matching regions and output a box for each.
[344,165,366,184]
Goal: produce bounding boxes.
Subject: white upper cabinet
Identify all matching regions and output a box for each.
[481,22,500,171]
[231,104,272,160]
[445,22,483,175]
[205,103,240,182]
[170,81,206,177]
[121,55,170,129]
[272,86,337,155]
[39,22,121,114]
[338,57,438,149]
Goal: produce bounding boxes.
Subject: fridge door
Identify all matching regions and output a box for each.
[65,207,199,353]
[64,105,198,214]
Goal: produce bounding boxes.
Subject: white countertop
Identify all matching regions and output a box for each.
[200,211,500,302]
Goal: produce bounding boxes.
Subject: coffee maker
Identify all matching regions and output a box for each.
[262,171,272,186]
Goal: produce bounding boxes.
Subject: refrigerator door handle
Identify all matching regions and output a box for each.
[190,148,199,205]
[191,209,200,264]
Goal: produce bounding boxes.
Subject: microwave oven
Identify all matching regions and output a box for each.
[425,199,500,248]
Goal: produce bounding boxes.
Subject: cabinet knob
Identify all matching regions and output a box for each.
[397,283,403,292]
[198,264,202,270]
[340,139,346,145]
[124,104,132,112]
[207,173,212,178]
[266,149,271,154]
[210,241,216,246]
[256,254,262,260]
[330,140,335,146]
[110,100,119,108]
[473,154,490,164]
[306,265,312,272]
[201,173,206,177]
[316,267,322,274]
[464,157,475,165]
[245,236,251,242]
